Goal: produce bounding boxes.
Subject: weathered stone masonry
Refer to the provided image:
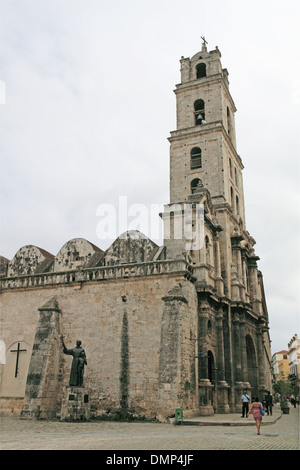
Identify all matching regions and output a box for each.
[0,42,272,420]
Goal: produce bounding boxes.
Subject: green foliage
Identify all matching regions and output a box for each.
[273,379,294,404]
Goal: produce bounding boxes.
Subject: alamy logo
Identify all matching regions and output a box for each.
[96,196,204,250]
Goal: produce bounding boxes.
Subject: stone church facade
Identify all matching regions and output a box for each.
[0,42,272,421]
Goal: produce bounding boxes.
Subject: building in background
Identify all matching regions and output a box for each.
[272,350,289,382]
[288,334,300,391]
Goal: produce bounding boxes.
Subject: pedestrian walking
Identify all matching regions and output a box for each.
[241,390,250,417]
[265,391,273,415]
[291,397,296,408]
[247,397,264,435]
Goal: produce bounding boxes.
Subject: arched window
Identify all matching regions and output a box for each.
[227,107,232,136]
[230,186,234,209]
[205,235,210,246]
[191,178,201,194]
[191,147,202,169]
[194,99,205,125]
[205,235,211,264]
[236,195,240,215]
[196,63,206,79]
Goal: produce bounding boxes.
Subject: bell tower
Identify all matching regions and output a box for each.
[160,41,272,412]
[162,40,260,305]
[168,39,245,228]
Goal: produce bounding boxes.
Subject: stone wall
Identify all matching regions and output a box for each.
[0,269,197,420]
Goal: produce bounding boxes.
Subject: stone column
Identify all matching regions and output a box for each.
[216,309,230,413]
[242,251,250,303]
[256,324,267,399]
[21,297,62,419]
[216,310,225,382]
[247,254,262,315]
[236,248,245,301]
[232,312,242,383]
[239,313,248,385]
[232,311,244,412]
[230,264,240,301]
[213,233,224,296]
[198,298,214,416]
[198,299,210,379]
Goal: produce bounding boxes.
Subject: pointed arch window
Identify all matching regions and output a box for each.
[191,147,202,169]
[196,63,206,79]
[194,99,205,125]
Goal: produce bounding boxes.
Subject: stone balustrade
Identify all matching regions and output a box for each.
[0,259,191,290]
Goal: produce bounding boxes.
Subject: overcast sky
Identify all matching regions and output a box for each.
[0,0,299,355]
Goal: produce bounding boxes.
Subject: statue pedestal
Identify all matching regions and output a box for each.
[60,386,90,422]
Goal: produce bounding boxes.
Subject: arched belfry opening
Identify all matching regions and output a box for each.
[191,178,201,194]
[194,99,205,125]
[196,63,206,79]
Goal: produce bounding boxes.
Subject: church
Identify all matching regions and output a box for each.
[0,41,272,421]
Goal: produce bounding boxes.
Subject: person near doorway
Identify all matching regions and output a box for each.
[247,397,264,435]
[241,390,250,417]
[265,391,273,415]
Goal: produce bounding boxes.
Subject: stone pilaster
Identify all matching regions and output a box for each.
[158,286,188,419]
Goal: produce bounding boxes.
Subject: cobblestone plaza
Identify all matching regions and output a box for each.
[1,404,298,451]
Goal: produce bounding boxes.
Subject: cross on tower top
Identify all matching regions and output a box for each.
[201,36,208,52]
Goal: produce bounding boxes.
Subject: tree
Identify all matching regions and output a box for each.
[273,379,293,403]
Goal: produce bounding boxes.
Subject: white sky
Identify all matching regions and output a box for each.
[0,0,299,355]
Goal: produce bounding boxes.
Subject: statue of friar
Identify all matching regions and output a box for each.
[61,336,87,387]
